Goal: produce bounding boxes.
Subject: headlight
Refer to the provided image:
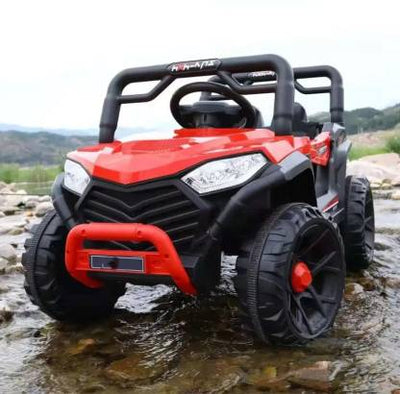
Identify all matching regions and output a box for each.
[182,153,267,194]
[64,159,90,195]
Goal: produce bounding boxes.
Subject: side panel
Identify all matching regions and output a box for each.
[316,123,351,221]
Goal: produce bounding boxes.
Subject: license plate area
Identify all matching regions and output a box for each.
[90,255,145,272]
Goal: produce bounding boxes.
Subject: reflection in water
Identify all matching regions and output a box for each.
[0,200,400,393]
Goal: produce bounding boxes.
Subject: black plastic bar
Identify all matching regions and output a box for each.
[294,66,344,124]
[99,54,295,143]
[202,66,344,124]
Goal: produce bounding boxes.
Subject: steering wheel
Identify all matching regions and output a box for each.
[170,81,257,128]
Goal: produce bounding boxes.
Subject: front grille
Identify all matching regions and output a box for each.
[78,180,204,252]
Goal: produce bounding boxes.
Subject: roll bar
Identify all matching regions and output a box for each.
[202,66,344,124]
[99,54,295,143]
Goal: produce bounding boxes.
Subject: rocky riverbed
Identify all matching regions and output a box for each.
[1,156,400,393]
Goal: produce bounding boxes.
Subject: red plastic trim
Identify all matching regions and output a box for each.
[291,261,312,293]
[65,223,197,295]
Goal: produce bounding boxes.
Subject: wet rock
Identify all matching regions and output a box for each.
[23,197,39,209]
[8,227,24,236]
[358,277,376,291]
[248,365,290,391]
[81,383,106,393]
[105,354,166,383]
[0,257,7,273]
[383,277,400,289]
[347,158,399,184]
[35,201,53,217]
[1,190,28,208]
[373,190,394,199]
[0,301,13,323]
[288,361,333,392]
[167,358,244,393]
[5,263,24,274]
[38,195,51,203]
[1,206,21,216]
[0,243,17,263]
[344,282,364,300]
[67,338,97,355]
[392,190,400,200]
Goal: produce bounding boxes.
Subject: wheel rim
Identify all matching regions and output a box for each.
[288,221,344,338]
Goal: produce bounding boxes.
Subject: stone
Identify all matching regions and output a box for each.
[370,181,382,190]
[0,257,7,273]
[383,277,400,289]
[347,159,399,184]
[248,366,289,391]
[392,177,400,187]
[0,301,13,323]
[67,338,97,355]
[8,227,24,236]
[105,354,166,382]
[0,181,7,191]
[23,197,39,209]
[0,212,5,218]
[0,244,17,263]
[35,201,53,217]
[344,282,364,300]
[1,206,20,216]
[4,263,24,274]
[392,190,400,200]
[373,190,393,199]
[38,195,51,203]
[358,276,376,291]
[81,383,106,392]
[288,361,332,392]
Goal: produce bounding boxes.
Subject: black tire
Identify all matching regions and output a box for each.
[22,210,125,321]
[341,176,375,271]
[234,203,345,345]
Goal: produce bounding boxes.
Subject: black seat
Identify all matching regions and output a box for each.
[292,102,321,138]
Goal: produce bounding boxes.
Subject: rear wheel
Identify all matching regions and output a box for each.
[234,203,345,345]
[22,210,125,321]
[341,176,375,271]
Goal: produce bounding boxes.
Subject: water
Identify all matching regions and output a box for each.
[0,200,399,393]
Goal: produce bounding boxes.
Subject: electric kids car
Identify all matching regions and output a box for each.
[23,54,375,344]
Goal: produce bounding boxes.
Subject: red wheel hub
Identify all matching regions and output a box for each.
[291,262,312,293]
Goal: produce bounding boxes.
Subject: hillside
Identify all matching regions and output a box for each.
[0,131,96,165]
[310,103,400,134]
[0,103,398,165]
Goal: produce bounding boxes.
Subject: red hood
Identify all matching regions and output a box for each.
[68,128,310,185]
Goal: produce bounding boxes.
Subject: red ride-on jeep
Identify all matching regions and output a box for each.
[23,55,375,344]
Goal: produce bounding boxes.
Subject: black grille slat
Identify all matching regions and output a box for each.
[90,189,181,213]
[80,182,203,252]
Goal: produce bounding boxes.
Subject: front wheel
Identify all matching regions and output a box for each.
[234,203,345,345]
[22,211,125,321]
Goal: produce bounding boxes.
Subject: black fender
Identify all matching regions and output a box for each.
[211,151,316,240]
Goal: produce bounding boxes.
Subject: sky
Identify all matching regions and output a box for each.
[0,0,399,132]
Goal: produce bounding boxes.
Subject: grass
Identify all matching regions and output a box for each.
[0,164,61,184]
[349,146,388,161]
[386,135,400,154]
[349,131,400,160]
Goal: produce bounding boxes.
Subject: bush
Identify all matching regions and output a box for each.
[0,164,60,183]
[386,135,400,154]
[0,164,20,183]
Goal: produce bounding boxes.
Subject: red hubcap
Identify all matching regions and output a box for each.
[291,262,312,293]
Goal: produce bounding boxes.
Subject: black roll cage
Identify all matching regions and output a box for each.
[99,54,343,143]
